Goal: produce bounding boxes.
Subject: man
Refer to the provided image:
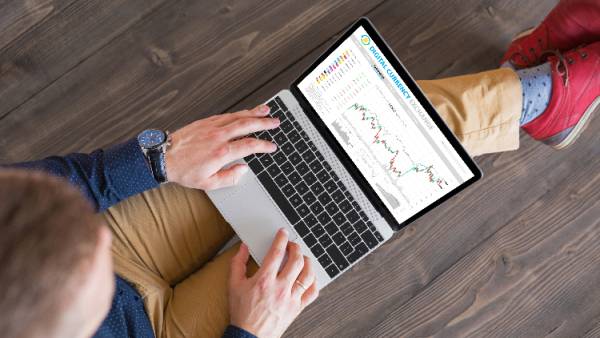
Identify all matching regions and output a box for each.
[1,0,598,337]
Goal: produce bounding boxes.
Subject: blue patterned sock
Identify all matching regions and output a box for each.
[516,62,552,126]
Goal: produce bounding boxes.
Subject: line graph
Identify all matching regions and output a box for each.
[347,103,448,189]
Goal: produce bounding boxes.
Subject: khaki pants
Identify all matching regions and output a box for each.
[102,68,521,338]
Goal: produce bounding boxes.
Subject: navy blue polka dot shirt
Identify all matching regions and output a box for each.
[8,138,255,338]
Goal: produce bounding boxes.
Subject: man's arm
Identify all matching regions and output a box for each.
[9,138,158,212]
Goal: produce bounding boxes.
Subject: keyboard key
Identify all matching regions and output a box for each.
[375,231,384,242]
[310,202,324,215]
[294,221,310,237]
[296,162,309,175]
[303,192,316,205]
[319,233,333,247]
[267,99,279,111]
[297,204,310,217]
[318,254,332,267]
[274,173,288,186]
[299,130,309,141]
[288,130,300,143]
[311,224,325,237]
[360,231,379,249]
[318,192,333,205]
[309,159,323,173]
[330,171,340,182]
[332,212,346,225]
[289,193,302,206]
[347,249,364,264]
[295,181,309,195]
[332,190,345,203]
[316,169,330,182]
[367,220,377,231]
[303,172,317,186]
[311,243,325,257]
[324,222,337,235]
[359,211,368,221]
[280,161,293,173]
[289,152,301,164]
[339,200,352,213]
[271,109,285,122]
[257,131,272,142]
[340,242,353,256]
[304,233,317,247]
[317,212,331,224]
[266,164,281,177]
[296,140,308,153]
[332,232,345,245]
[326,245,349,271]
[324,162,332,172]
[340,222,353,236]
[325,201,338,215]
[325,264,340,278]
[311,182,324,195]
[304,214,318,227]
[275,96,286,110]
[273,132,287,145]
[273,151,286,163]
[348,232,361,246]
[355,243,369,255]
[316,152,324,162]
[281,183,295,197]
[257,172,299,224]
[259,154,274,167]
[354,221,367,233]
[324,180,337,193]
[247,158,263,173]
[281,120,293,133]
[302,150,316,163]
[346,210,360,224]
[281,142,294,155]
[289,172,301,185]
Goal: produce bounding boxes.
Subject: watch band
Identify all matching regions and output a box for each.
[147,149,168,183]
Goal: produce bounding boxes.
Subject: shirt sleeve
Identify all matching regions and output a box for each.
[6,138,158,212]
[222,325,258,338]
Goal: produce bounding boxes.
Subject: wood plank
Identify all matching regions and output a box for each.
[0,0,385,162]
[0,0,74,50]
[362,140,600,337]
[216,1,591,336]
[0,0,165,119]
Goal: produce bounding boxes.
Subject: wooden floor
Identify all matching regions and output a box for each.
[2,0,599,337]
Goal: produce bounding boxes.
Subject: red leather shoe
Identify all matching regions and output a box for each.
[522,42,600,149]
[500,0,600,68]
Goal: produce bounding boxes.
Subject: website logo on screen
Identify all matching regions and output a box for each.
[360,35,370,45]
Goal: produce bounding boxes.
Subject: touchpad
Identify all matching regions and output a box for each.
[207,172,298,265]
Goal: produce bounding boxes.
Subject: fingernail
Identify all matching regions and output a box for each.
[280,228,288,235]
[260,105,270,114]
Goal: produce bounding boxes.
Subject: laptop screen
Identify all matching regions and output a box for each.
[296,24,475,225]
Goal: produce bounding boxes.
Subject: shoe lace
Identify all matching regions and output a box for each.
[542,46,588,88]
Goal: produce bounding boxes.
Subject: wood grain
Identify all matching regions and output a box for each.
[0,0,385,162]
[0,0,166,119]
[1,0,599,337]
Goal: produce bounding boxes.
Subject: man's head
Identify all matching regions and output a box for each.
[0,170,115,338]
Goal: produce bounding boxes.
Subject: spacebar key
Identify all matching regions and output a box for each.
[257,172,300,225]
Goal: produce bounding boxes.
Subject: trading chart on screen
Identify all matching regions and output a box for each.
[298,26,473,223]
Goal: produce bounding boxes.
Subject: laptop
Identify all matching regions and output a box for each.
[207,17,481,289]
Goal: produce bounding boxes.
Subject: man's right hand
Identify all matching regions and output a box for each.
[165,104,279,190]
[228,229,319,338]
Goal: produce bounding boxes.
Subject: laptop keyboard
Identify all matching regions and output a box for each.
[244,96,384,278]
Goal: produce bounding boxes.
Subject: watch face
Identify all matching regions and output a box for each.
[138,129,166,149]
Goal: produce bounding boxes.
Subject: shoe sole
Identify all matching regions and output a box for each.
[544,96,600,149]
[512,27,535,41]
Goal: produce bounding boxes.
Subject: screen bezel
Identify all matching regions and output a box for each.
[290,17,482,231]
